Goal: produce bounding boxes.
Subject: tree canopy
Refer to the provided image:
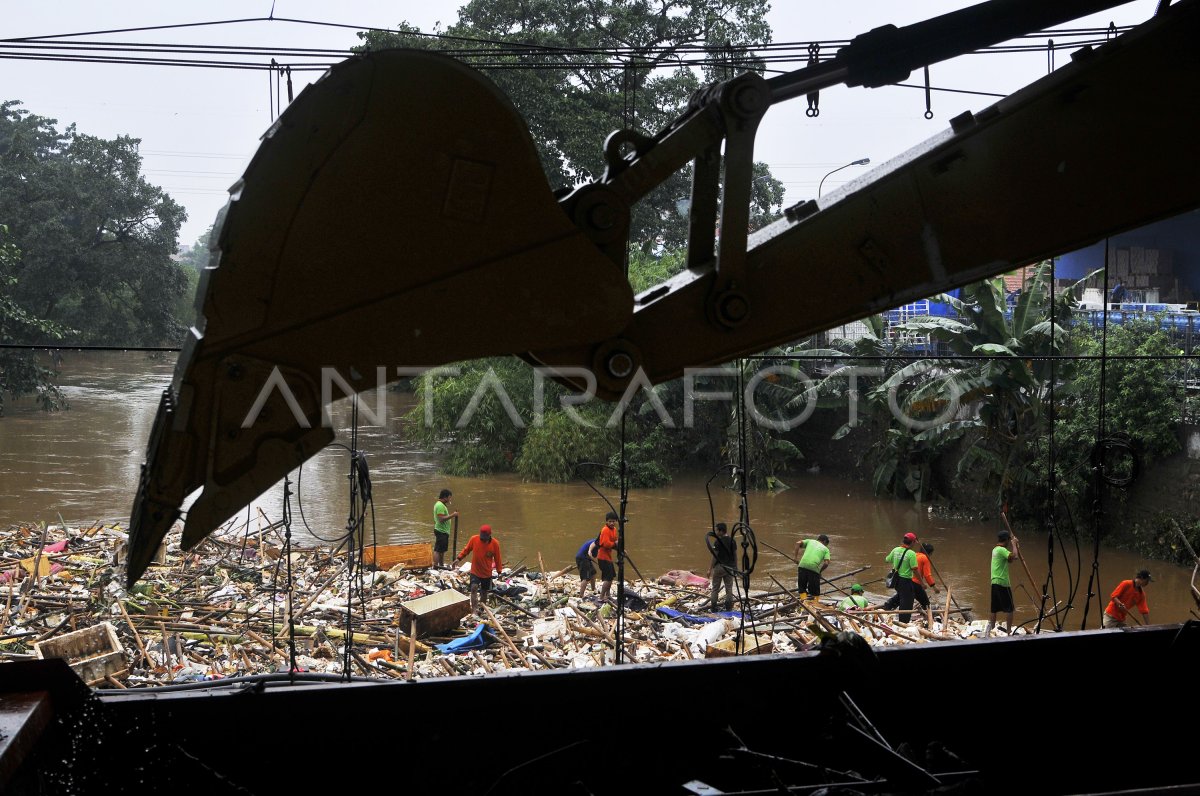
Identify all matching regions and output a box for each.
[0,100,189,348]
[356,0,783,248]
[0,225,66,414]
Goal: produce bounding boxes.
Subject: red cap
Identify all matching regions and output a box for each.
[479,525,492,535]
[903,532,917,543]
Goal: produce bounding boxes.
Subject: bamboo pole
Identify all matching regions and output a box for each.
[4,571,14,619]
[158,622,171,670]
[117,599,150,668]
[823,606,973,617]
[621,552,651,588]
[925,554,971,621]
[1001,512,1041,604]
[289,568,343,624]
[769,574,837,634]
[406,629,417,681]
[822,604,922,642]
[483,605,527,666]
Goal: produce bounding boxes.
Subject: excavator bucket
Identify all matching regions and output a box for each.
[125,50,632,586]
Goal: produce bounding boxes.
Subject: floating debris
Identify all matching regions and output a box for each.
[0,517,1008,688]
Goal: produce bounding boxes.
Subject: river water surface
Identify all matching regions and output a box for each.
[1,351,1195,629]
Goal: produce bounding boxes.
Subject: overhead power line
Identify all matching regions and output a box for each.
[0,15,1138,76]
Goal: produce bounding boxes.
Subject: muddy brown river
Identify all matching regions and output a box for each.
[1,351,1195,629]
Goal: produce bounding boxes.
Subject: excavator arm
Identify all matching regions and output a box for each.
[127,0,1200,585]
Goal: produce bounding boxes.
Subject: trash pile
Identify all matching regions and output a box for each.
[0,518,1018,688]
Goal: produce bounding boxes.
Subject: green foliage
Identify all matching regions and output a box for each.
[0,226,67,414]
[603,425,672,488]
[0,101,188,348]
[887,262,1078,503]
[172,226,211,325]
[516,406,616,482]
[407,357,531,476]
[789,316,952,499]
[355,0,781,249]
[627,247,686,294]
[1122,513,1200,567]
[1041,314,1182,510]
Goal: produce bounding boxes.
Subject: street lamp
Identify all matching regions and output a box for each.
[818,158,870,197]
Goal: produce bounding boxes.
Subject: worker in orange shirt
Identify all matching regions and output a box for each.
[912,543,941,626]
[1103,569,1152,628]
[596,511,620,602]
[453,524,503,615]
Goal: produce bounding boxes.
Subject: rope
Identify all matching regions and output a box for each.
[338,398,379,678]
[281,476,299,679]
[733,363,762,649]
[615,411,627,665]
[608,55,639,666]
[1035,259,1058,633]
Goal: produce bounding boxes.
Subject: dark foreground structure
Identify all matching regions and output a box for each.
[3,622,1196,794]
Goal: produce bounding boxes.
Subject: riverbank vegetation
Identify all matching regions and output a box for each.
[0,101,191,414]
[406,259,1197,565]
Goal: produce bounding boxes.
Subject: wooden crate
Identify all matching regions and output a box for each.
[399,590,471,638]
[362,543,433,571]
[33,622,126,686]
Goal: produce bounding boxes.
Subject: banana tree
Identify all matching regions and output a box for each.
[785,315,960,501]
[888,261,1084,503]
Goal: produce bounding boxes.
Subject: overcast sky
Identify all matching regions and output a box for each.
[1,1,1158,247]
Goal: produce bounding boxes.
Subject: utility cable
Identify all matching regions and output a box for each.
[1081,238,1113,630]
[1035,260,1059,633]
[281,475,299,680]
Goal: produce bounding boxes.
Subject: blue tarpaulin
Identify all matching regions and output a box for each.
[655,607,741,625]
[435,623,497,653]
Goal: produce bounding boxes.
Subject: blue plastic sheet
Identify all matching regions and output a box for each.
[655,606,725,624]
[435,623,497,653]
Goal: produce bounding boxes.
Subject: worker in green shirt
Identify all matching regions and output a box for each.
[433,489,458,569]
[838,584,870,611]
[793,533,831,597]
[885,532,920,623]
[987,530,1021,635]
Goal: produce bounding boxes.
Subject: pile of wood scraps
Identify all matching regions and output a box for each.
[0,519,1016,689]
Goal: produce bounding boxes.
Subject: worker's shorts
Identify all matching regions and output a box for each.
[433,531,449,553]
[598,559,616,582]
[797,567,821,597]
[990,584,1014,613]
[1102,612,1126,628]
[576,555,595,580]
[470,574,493,594]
